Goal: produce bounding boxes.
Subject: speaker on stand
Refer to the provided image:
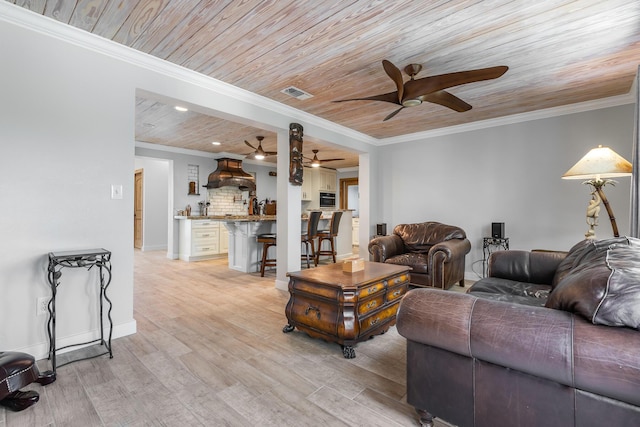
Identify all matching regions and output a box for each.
[491,222,505,239]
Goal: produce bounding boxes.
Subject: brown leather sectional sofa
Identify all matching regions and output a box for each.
[368,222,471,289]
[397,237,640,427]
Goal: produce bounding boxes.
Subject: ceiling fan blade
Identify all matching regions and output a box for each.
[264,151,277,156]
[244,140,257,150]
[422,90,472,112]
[245,152,257,159]
[334,91,400,105]
[382,59,404,103]
[403,66,508,101]
[383,106,405,121]
[318,158,345,163]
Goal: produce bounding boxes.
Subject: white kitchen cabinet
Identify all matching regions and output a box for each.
[178,219,228,261]
[302,167,336,209]
[301,168,314,201]
[219,224,229,253]
[318,169,337,192]
[352,217,360,246]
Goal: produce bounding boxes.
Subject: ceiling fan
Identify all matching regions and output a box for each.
[334,59,508,121]
[304,149,345,167]
[244,136,276,160]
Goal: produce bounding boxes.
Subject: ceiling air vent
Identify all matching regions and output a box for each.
[281,86,313,100]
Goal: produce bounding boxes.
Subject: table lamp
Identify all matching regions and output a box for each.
[562,145,632,239]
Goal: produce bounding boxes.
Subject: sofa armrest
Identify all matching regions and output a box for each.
[368,234,404,262]
[488,250,567,285]
[397,288,640,407]
[429,238,471,263]
[397,288,574,386]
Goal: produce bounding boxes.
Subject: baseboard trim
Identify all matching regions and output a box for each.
[15,320,137,361]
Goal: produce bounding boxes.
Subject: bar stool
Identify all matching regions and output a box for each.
[316,211,343,264]
[301,211,322,268]
[257,233,277,277]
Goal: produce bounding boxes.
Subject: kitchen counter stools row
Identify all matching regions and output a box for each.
[257,211,343,275]
[176,210,353,273]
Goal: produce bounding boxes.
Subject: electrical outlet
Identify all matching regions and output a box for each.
[37,297,49,316]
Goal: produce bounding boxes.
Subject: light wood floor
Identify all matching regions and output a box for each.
[1,251,457,427]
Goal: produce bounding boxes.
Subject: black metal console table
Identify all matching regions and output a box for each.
[45,248,113,378]
[482,237,509,277]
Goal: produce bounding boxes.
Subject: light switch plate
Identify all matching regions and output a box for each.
[111,184,123,199]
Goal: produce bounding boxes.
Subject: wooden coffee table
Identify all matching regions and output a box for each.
[283,261,411,358]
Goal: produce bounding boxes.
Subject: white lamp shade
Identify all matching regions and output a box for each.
[562,145,632,180]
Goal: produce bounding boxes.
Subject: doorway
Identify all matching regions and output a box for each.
[340,177,359,215]
[134,169,143,249]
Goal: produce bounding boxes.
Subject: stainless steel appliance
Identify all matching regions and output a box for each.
[319,192,336,208]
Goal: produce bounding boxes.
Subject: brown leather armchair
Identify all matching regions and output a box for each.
[368,221,471,289]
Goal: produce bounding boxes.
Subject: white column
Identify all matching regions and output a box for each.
[276,127,302,290]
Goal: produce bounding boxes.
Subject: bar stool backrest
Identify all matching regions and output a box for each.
[307,211,322,238]
[329,211,343,236]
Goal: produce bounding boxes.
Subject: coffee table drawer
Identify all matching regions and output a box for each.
[389,273,410,287]
[360,302,400,334]
[358,281,385,298]
[357,295,385,316]
[287,295,339,336]
[386,283,408,303]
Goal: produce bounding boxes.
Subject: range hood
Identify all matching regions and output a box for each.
[204,158,256,191]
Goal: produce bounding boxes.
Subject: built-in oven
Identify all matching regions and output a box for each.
[319,192,336,208]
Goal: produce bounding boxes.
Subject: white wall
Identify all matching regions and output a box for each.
[376,105,635,279]
[0,14,137,354]
[0,5,291,355]
[134,157,170,251]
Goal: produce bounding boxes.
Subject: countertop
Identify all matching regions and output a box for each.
[174,215,277,221]
[174,209,353,222]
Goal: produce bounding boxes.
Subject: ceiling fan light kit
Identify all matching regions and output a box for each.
[304,149,344,168]
[335,59,508,121]
[244,135,276,160]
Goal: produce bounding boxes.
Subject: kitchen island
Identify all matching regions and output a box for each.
[175,210,353,273]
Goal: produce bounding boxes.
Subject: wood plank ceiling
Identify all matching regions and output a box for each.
[8,0,640,169]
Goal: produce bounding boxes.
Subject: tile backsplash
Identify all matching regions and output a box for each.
[205,187,248,215]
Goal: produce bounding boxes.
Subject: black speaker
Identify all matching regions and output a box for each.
[376,223,387,236]
[492,222,505,239]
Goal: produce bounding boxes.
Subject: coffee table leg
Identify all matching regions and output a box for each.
[282,324,295,333]
[342,345,355,359]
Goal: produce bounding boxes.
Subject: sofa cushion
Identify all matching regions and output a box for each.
[395,222,466,253]
[551,239,592,290]
[386,253,429,274]
[546,237,640,329]
[469,277,551,307]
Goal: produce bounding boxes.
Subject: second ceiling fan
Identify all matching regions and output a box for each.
[335,59,508,121]
[305,149,344,167]
[245,136,276,160]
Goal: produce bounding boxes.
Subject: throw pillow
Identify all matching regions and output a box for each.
[550,239,591,290]
[546,237,640,329]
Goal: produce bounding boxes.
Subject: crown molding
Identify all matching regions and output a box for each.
[136,141,238,159]
[134,141,279,169]
[0,2,376,147]
[2,2,635,150]
[379,92,635,145]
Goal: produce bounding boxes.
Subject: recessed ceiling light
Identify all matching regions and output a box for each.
[174,106,188,112]
[211,141,221,145]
